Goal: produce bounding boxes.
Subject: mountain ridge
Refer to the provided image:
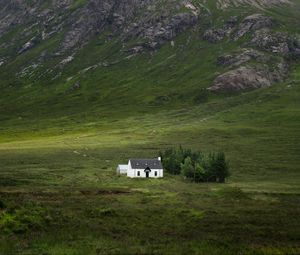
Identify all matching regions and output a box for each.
[0,0,299,130]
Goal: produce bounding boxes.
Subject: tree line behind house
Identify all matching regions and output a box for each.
[159,147,230,183]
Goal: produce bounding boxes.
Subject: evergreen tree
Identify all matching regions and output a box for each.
[206,153,217,182]
[194,163,206,182]
[180,157,194,179]
[160,147,230,183]
[214,152,230,183]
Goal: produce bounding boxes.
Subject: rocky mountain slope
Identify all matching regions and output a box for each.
[0,0,299,123]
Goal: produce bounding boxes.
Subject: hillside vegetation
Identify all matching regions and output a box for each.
[0,0,299,254]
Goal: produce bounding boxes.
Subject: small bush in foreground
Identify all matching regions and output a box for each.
[160,147,230,183]
[0,199,6,209]
[0,206,46,234]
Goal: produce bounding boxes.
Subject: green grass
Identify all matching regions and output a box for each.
[0,73,299,254]
[0,1,300,254]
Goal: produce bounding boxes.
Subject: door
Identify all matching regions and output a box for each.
[146,172,149,178]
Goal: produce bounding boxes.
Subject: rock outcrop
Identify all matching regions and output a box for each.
[57,0,199,52]
[0,0,297,94]
[203,29,226,43]
[234,14,273,40]
[203,11,297,93]
[209,67,273,92]
[124,11,198,50]
[217,0,291,9]
[203,14,273,43]
[217,49,267,67]
[251,29,293,55]
[209,62,288,92]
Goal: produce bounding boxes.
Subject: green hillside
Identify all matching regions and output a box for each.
[0,1,299,134]
[0,0,300,254]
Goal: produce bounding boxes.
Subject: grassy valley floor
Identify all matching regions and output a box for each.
[0,73,300,254]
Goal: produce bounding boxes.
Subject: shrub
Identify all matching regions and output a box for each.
[0,200,6,209]
[0,206,45,234]
[217,187,249,200]
[98,208,116,216]
[194,89,209,104]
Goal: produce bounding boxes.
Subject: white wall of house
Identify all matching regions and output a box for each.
[116,164,128,174]
[127,160,163,178]
[127,161,134,178]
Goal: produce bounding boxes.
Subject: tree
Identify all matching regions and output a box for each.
[207,153,217,182]
[160,147,185,175]
[194,163,206,182]
[180,157,194,179]
[160,148,180,175]
[209,152,230,183]
[160,147,231,183]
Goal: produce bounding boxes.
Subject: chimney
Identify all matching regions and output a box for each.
[158,157,161,161]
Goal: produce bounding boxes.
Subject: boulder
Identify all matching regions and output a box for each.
[0,58,5,66]
[18,39,35,54]
[209,62,288,92]
[226,16,238,27]
[65,81,81,93]
[125,46,144,54]
[209,67,272,92]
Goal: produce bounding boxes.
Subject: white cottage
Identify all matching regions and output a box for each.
[116,157,163,178]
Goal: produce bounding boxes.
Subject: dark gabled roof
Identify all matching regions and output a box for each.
[129,159,163,170]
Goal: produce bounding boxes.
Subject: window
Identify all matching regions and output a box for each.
[155,171,157,176]
[137,171,140,176]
